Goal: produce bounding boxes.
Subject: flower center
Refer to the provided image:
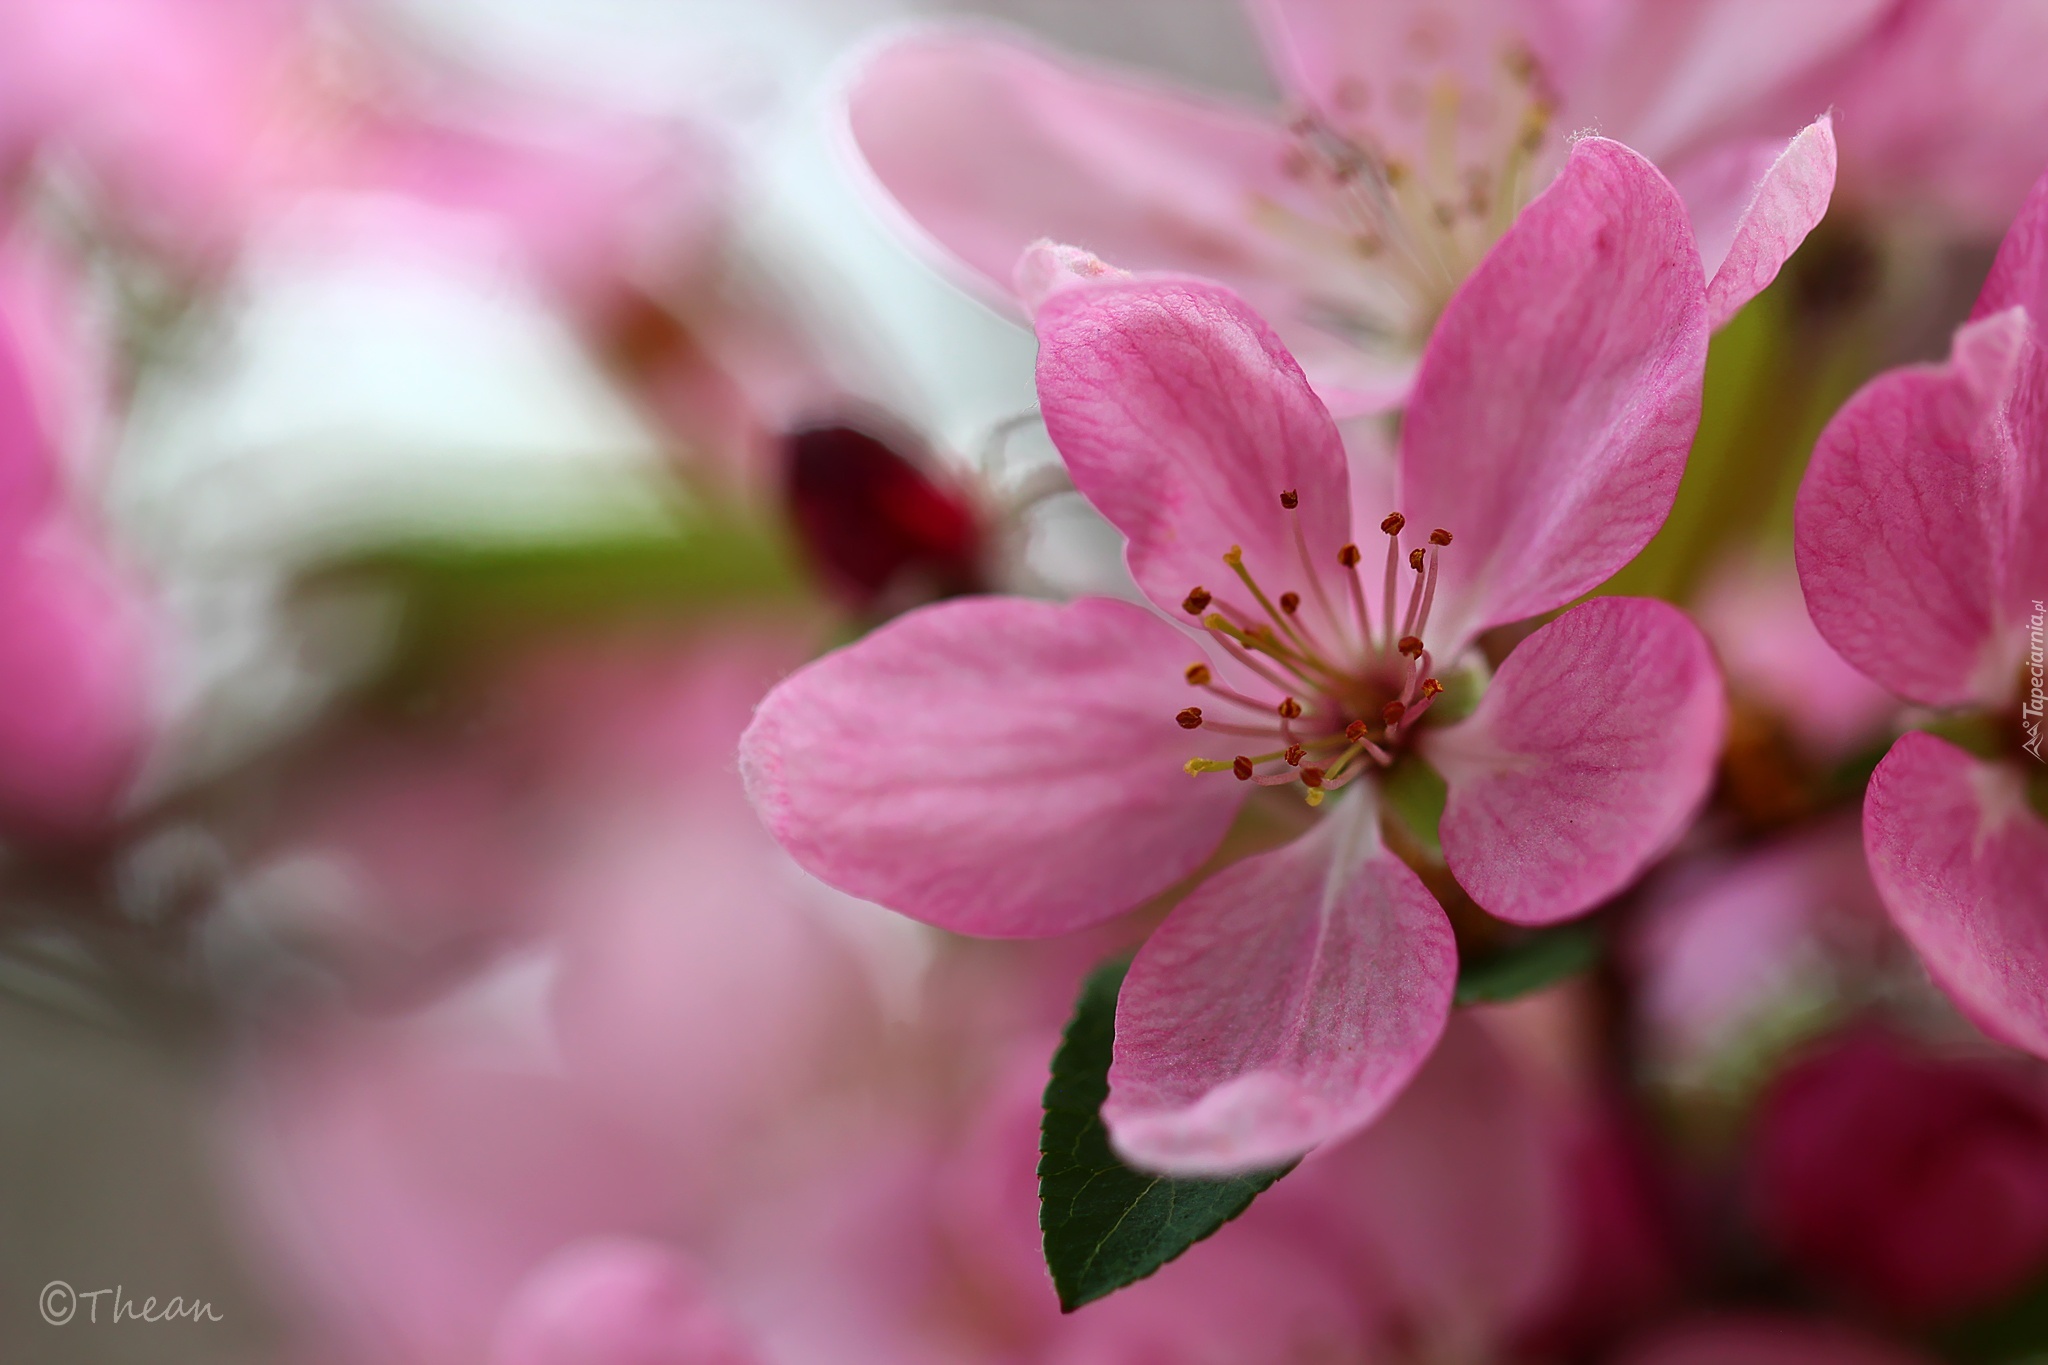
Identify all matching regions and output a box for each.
[1261,42,1555,355]
[1178,492,1452,806]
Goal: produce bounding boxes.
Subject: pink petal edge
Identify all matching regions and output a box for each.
[739,594,1243,939]
[1104,790,1456,1175]
[1864,731,2048,1059]
[1703,115,1837,329]
[1398,137,1708,652]
[1034,274,1352,622]
[1426,597,1726,926]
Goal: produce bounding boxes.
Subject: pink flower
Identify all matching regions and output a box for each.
[1630,820,1902,1082]
[491,1239,763,1365]
[742,138,1725,1173]
[0,247,154,837]
[843,2,1839,408]
[1748,1025,2048,1319]
[1616,1315,1940,1365]
[1794,165,2048,1059]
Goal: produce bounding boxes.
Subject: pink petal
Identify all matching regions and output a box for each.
[1012,239,1130,313]
[1617,1316,1940,1365]
[0,525,154,836]
[0,308,58,545]
[1426,597,1725,926]
[1825,0,2048,235]
[1864,732,2048,1058]
[1248,0,1532,171]
[740,595,1242,939]
[1699,117,1837,329]
[1104,792,1455,1174]
[1398,138,1708,651]
[1034,275,1353,620]
[1976,163,2048,322]
[1795,307,2046,709]
[1261,1016,1566,1347]
[1550,1,1883,160]
[492,1239,762,1365]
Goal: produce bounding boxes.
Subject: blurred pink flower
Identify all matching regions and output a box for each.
[1804,0,2048,234]
[845,3,1838,407]
[1749,1025,2048,1318]
[1630,820,1901,1080]
[1695,559,1895,761]
[233,631,899,1365]
[742,139,1725,1174]
[1616,1314,1940,1365]
[738,1014,1570,1365]
[0,243,154,837]
[491,1238,763,1365]
[0,0,307,263]
[1794,165,2048,1059]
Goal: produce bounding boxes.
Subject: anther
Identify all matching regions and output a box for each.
[1183,586,1212,615]
[1176,707,1204,729]
[1285,744,1307,766]
[1338,543,1362,567]
[1381,513,1406,536]
[1398,635,1425,657]
[1278,697,1304,719]
[1279,591,1301,614]
[1409,547,1426,571]
[1345,719,1371,742]
[1279,489,1299,509]
[1383,700,1407,725]
[1300,766,1326,788]
[1429,528,1453,546]
[1421,677,1445,698]
[1232,755,1255,781]
[1185,663,1213,686]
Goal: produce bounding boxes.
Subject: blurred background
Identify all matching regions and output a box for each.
[3,1,2048,1363]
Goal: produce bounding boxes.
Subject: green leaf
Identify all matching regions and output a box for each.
[1379,754,1448,861]
[1038,958,1295,1312]
[1453,922,1602,1006]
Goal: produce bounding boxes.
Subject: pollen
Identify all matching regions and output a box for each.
[1421,677,1445,698]
[1345,719,1371,742]
[1280,489,1300,509]
[1280,591,1302,614]
[1278,697,1304,719]
[1383,700,1407,725]
[1338,543,1362,567]
[1409,547,1426,571]
[1429,528,1453,545]
[1183,586,1213,615]
[1399,635,1425,657]
[1300,766,1326,787]
[1185,662,1213,686]
[1381,512,1406,536]
[1285,744,1307,766]
[1176,707,1204,729]
[1232,755,1255,781]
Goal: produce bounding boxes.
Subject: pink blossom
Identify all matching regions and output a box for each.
[231,633,896,1365]
[491,1239,763,1365]
[843,2,1839,407]
[1748,1025,2048,1319]
[1794,165,2048,1059]
[742,138,1725,1174]
[1695,560,1896,761]
[1630,820,1901,1081]
[0,249,154,837]
[1616,1315,1941,1365]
